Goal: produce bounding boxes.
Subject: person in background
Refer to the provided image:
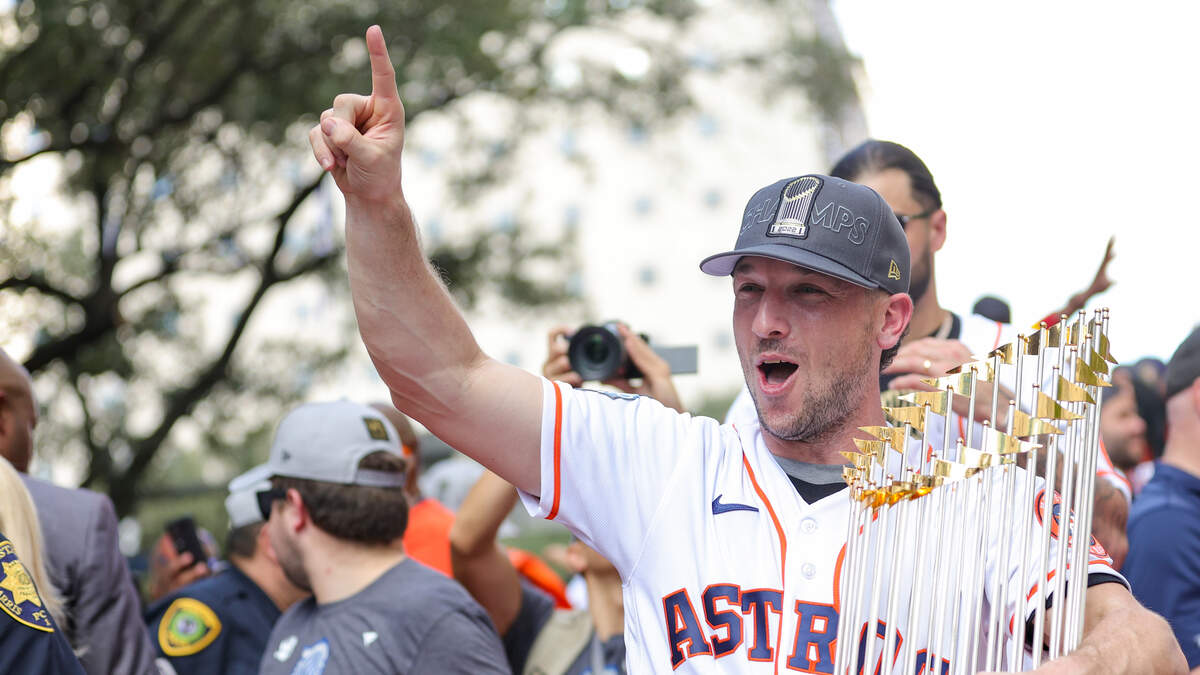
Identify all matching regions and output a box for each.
[0,347,161,675]
[144,465,308,674]
[1123,325,1200,671]
[372,401,572,608]
[1100,367,1146,491]
[257,400,509,674]
[971,295,1012,324]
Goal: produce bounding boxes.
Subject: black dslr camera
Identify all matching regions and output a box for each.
[567,322,698,381]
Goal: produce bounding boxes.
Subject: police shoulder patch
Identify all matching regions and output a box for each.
[0,537,55,633]
[158,596,222,656]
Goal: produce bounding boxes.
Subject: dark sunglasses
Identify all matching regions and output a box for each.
[895,207,937,230]
[256,486,288,521]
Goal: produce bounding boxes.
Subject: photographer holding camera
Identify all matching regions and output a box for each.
[542,323,686,414]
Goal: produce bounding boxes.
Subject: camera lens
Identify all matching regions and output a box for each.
[583,334,610,364]
[567,325,626,381]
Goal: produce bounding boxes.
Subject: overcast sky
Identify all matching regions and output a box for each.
[831,1,1200,362]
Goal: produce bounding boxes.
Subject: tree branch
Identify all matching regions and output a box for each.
[106,174,333,514]
[0,274,84,305]
[69,369,113,489]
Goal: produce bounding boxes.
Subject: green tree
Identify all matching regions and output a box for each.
[0,0,859,518]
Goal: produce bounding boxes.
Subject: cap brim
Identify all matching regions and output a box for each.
[699,244,880,289]
[229,463,273,492]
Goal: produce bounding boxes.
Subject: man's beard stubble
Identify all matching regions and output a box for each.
[752,336,876,444]
[272,528,313,593]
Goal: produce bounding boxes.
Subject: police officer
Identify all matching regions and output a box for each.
[145,466,308,674]
[0,531,85,674]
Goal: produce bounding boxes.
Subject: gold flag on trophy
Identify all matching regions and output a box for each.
[1055,375,1096,404]
[899,390,950,415]
[1036,391,1084,421]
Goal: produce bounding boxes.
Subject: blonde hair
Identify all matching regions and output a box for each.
[0,456,66,628]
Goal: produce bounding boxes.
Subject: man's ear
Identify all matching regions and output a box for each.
[258,523,281,563]
[928,209,948,254]
[1190,378,1200,416]
[283,488,309,533]
[879,292,914,351]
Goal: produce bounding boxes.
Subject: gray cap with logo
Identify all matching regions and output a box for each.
[264,399,407,488]
[700,174,910,295]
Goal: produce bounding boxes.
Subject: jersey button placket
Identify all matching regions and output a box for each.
[800,562,817,579]
[800,517,817,534]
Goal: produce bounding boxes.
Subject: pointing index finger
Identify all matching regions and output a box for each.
[366,25,399,100]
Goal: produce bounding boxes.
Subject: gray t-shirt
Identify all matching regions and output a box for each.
[258,558,509,674]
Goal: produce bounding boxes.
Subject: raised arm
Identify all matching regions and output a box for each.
[448,470,525,635]
[311,26,543,493]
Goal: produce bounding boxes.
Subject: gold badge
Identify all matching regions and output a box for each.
[0,539,54,632]
[887,259,902,280]
[158,597,222,656]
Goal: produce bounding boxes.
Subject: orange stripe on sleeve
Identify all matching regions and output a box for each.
[547,381,564,521]
[992,320,1004,350]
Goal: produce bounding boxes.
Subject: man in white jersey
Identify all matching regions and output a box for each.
[309,26,1185,673]
[726,140,1131,564]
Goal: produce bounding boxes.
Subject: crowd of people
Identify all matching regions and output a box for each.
[2,23,1199,675]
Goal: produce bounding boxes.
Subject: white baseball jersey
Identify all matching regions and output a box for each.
[726,312,1132,503]
[519,378,1124,674]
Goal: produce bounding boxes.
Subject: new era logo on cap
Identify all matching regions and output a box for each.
[700,173,910,296]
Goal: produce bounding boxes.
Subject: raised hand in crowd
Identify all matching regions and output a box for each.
[542,324,685,414]
[1041,236,1115,327]
[146,531,212,603]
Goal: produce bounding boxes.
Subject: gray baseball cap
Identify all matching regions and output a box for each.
[265,400,407,487]
[700,174,910,295]
[1166,325,1200,400]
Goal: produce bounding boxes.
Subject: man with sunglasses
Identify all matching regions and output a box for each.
[255,400,507,674]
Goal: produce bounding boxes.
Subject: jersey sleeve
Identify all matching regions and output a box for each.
[517,378,720,575]
[407,609,511,675]
[994,476,1128,643]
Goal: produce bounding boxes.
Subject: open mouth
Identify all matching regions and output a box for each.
[757,359,799,390]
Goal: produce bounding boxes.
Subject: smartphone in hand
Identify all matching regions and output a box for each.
[165,516,209,568]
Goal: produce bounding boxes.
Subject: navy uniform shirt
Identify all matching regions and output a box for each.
[1124,462,1200,669]
[0,531,85,674]
[145,563,281,675]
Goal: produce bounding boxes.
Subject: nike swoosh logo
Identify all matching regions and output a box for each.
[712,494,759,515]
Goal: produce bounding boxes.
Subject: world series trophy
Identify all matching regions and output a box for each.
[833,308,1117,675]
